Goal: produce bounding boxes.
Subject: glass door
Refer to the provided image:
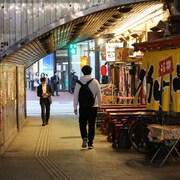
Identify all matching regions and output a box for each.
[56,62,69,92]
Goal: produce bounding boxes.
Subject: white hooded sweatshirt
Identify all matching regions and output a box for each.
[73,75,102,110]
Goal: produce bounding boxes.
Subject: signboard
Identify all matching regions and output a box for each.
[115,47,133,62]
[56,50,68,57]
[158,55,174,77]
[106,43,123,61]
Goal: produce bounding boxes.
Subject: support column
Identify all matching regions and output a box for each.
[95,39,100,81]
[54,51,57,72]
[68,47,72,92]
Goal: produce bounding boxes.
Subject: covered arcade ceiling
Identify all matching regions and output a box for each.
[0,0,170,68]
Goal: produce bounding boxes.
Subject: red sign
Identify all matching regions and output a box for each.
[158,55,174,77]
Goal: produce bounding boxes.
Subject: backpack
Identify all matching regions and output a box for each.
[77,79,95,108]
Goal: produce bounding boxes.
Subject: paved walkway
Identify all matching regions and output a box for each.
[0,91,179,180]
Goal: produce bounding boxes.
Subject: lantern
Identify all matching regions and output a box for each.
[101,65,107,76]
[81,56,89,68]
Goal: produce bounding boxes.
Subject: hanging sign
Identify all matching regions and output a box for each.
[115,47,134,62]
[106,43,123,62]
[56,50,68,57]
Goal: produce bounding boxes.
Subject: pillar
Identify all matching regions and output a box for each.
[95,39,100,81]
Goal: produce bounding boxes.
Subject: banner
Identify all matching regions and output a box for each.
[134,48,180,112]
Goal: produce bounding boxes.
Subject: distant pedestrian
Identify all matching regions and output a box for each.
[51,71,60,96]
[45,74,50,84]
[37,77,52,126]
[73,65,101,149]
[33,72,39,91]
[40,72,45,78]
[70,71,78,94]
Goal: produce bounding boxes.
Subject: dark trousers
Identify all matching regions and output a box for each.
[52,83,59,95]
[40,98,51,123]
[79,107,98,146]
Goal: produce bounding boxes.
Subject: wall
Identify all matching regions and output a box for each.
[0,63,25,155]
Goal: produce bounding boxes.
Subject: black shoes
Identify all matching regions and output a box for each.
[42,122,48,126]
[88,145,94,149]
[82,138,94,149]
[82,138,88,148]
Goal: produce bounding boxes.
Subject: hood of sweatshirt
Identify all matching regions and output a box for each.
[79,75,93,84]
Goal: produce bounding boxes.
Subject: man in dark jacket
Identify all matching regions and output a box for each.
[51,71,60,96]
[70,72,78,94]
[37,77,52,126]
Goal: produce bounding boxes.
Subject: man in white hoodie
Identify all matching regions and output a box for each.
[73,65,101,149]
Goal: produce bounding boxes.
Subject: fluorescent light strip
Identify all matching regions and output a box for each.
[118,9,164,36]
[114,4,163,36]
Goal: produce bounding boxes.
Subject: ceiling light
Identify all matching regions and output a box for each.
[98,38,104,45]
